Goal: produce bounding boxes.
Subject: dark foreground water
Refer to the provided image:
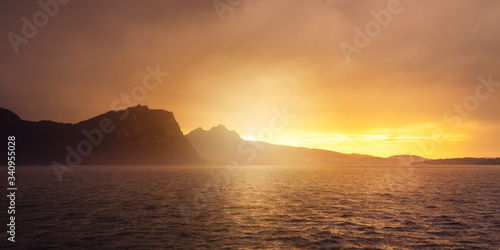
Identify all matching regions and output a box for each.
[1,165,500,249]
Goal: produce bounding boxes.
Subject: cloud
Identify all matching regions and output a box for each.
[0,0,498,157]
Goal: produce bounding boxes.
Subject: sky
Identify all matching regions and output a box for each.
[1,0,499,159]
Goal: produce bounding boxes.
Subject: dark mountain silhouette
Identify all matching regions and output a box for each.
[4,106,493,167]
[0,105,202,165]
[413,157,500,165]
[185,125,426,165]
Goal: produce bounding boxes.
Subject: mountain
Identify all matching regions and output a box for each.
[184,125,245,163]
[0,105,202,166]
[0,106,435,167]
[185,125,426,166]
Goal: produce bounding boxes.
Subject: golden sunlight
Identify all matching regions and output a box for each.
[268,130,470,158]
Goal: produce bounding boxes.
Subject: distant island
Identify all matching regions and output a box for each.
[413,158,500,165]
[1,105,498,166]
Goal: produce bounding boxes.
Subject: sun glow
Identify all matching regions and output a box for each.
[262,130,470,158]
[243,134,257,141]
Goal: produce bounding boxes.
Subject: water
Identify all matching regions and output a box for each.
[2,165,500,249]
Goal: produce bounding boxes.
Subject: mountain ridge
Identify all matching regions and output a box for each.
[185,125,427,166]
[0,105,202,166]
[3,106,496,166]
[413,157,500,165]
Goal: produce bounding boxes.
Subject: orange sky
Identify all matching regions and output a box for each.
[1,0,499,159]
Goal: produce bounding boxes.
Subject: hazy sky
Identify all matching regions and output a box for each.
[1,0,499,158]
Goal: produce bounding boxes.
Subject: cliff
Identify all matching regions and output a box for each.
[0,105,202,165]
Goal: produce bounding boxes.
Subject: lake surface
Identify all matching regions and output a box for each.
[2,165,500,249]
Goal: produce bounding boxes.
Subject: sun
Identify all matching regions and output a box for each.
[243,134,257,141]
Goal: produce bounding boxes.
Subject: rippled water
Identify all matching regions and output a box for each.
[3,165,500,249]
